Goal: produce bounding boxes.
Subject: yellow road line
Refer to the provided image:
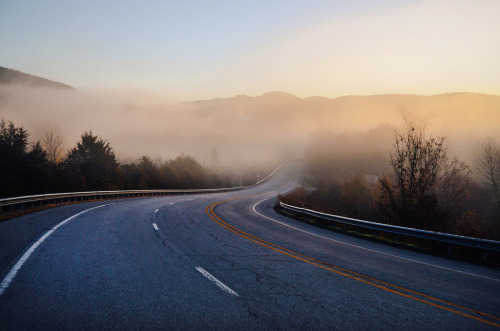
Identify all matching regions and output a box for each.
[205,199,500,328]
[213,199,500,320]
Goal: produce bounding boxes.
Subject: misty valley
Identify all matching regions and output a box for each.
[1,66,499,241]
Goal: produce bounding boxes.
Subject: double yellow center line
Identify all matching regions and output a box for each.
[205,198,500,328]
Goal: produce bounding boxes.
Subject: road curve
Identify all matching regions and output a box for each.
[0,161,499,330]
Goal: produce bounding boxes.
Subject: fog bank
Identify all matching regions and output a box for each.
[1,86,498,172]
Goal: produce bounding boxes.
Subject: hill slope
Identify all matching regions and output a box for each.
[0,66,73,89]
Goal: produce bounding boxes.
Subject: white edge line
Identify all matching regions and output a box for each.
[195,266,238,296]
[0,203,112,296]
[152,223,159,231]
[252,198,500,282]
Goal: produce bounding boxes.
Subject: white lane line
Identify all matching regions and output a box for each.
[0,204,112,297]
[195,266,238,297]
[169,202,174,205]
[154,209,159,213]
[252,199,500,282]
[152,223,159,231]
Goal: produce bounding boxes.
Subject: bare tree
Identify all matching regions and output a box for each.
[379,116,470,230]
[475,139,500,208]
[42,131,64,164]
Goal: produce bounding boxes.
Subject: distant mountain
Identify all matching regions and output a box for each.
[183,91,500,163]
[187,92,500,136]
[0,66,73,89]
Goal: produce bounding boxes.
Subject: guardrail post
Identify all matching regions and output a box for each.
[395,235,400,243]
[483,251,488,261]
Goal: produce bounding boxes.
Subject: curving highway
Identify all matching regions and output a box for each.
[0,161,499,330]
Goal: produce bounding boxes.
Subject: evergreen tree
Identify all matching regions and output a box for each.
[65,131,119,190]
[0,120,49,197]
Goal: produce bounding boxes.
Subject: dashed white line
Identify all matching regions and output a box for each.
[195,266,238,296]
[169,202,174,205]
[152,223,159,231]
[252,199,500,282]
[0,204,112,297]
[154,209,159,213]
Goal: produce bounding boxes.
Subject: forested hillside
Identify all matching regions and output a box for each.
[0,120,235,199]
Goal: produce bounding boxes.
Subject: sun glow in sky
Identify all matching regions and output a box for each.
[1,0,499,100]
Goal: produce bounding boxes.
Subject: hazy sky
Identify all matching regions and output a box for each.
[1,0,499,100]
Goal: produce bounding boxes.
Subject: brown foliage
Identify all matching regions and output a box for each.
[295,115,499,239]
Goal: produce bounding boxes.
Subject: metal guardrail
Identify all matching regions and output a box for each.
[279,202,500,258]
[0,187,243,213]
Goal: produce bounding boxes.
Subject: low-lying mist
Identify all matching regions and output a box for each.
[0,87,302,170]
[1,85,499,180]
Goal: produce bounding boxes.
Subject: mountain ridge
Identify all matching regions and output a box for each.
[0,66,74,89]
[189,91,499,106]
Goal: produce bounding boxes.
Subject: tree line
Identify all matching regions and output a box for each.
[281,116,500,240]
[0,120,232,199]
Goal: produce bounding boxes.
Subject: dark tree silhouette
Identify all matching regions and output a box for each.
[167,154,208,189]
[0,120,49,197]
[0,120,244,199]
[65,131,119,190]
[379,117,470,230]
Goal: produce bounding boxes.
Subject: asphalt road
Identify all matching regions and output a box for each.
[0,161,499,330]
